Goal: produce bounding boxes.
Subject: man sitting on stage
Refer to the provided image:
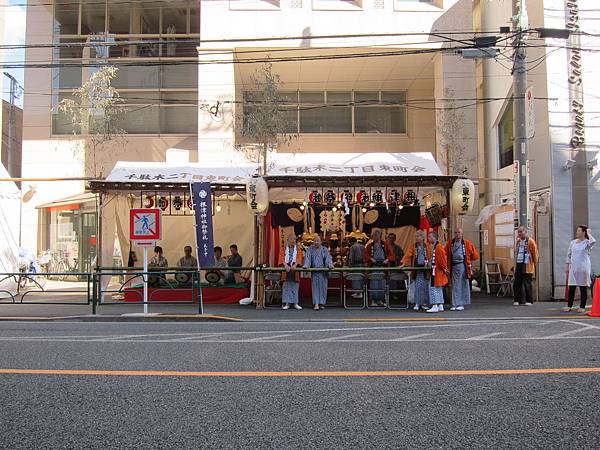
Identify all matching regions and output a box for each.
[225,244,243,284]
[213,246,228,285]
[177,245,198,268]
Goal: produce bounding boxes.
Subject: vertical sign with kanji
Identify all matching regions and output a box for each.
[191,182,215,268]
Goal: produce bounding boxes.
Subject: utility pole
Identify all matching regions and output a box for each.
[512,0,529,230]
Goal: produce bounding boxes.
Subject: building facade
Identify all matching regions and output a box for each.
[22,0,482,262]
[22,0,200,261]
[198,0,481,236]
[475,0,599,299]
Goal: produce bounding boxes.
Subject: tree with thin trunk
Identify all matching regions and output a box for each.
[56,66,127,178]
[236,61,297,175]
[437,88,472,176]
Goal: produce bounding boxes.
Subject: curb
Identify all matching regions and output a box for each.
[0,314,242,322]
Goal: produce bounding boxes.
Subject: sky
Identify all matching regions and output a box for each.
[3,0,26,106]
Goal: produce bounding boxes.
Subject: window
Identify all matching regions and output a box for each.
[51,93,76,135]
[54,1,79,35]
[243,90,407,135]
[81,1,106,35]
[54,1,200,37]
[355,91,406,134]
[299,92,352,133]
[498,99,514,169]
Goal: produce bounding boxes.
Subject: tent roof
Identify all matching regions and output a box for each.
[89,152,457,193]
[35,192,96,209]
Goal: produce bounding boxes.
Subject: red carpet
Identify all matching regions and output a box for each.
[124,286,249,304]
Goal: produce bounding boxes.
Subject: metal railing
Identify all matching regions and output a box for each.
[92,267,207,314]
[0,265,432,312]
[0,271,92,305]
[256,266,430,310]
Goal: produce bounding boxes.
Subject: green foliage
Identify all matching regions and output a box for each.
[56,66,127,177]
[236,62,297,175]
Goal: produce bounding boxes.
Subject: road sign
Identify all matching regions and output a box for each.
[133,240,156,247]
[130,208,161,241]
[526,86,535,139]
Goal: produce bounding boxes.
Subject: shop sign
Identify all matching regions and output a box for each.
[191,182,215,267]
[566,0,586,150]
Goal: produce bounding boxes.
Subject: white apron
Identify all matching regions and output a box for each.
[567,238,596,287]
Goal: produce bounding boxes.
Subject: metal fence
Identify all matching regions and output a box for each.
[0,266,431,313]
[91,267,205,314]
[0,271,92,305]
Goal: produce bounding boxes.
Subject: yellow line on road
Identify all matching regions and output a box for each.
[542,316,598,320]
[0,367,599,377]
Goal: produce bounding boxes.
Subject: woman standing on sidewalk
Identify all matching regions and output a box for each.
[564,226,595,313]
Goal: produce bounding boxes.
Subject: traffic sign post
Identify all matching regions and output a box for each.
[130,209,162,314]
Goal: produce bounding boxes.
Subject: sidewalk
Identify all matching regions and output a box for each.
[0,292,593,321]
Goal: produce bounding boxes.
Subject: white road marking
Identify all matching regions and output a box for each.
[0,335,599,344]
[563,320,600,331]
[165,334,226,342]
[0,320,551,341]
[317,334,365,342]
[245,334,293,342]
[466,332,505,341]
[390,333,433,341]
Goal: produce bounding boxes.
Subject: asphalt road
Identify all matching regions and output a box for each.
[0,318,599,449]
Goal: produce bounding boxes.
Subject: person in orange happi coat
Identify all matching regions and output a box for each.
[426,231,448,313]
[278,234,304,310]
[445,229,480,311]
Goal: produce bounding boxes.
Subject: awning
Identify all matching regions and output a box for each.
[35,192,97,210]
[89,152,456,193]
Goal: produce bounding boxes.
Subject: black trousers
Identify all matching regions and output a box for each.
[568,285,588,309]
[513,263,533,304]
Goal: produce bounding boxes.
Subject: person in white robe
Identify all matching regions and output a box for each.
[564,226,595,312]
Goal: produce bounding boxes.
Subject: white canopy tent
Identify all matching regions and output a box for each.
[90,153,456,300]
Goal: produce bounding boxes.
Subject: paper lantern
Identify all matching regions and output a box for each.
[246,176,269,215]
[309,190,323,204]
[356,190,369,205]
[388,189,401,204]
[372,190,384,204]
[143,195,155,208]
[340,190,353,204]
[173,196,183,211]
[403,190,418,206]
[451,179,475,215]
[324,190,336,205]
[157,196,169,211]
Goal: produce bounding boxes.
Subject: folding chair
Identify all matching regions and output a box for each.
[485,261,506,295]
[264,272,283,308]
[497,267,514,297]
[343,273,366,309]
[388,271,409,309]
[327,271,343,306]
[366,272,387,309]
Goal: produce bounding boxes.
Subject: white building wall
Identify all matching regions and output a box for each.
[480,0,599,298]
